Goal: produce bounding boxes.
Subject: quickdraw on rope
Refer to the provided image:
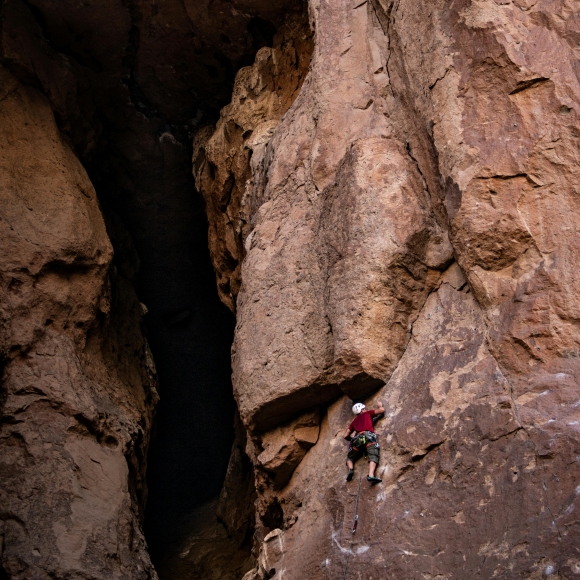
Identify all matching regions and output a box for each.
[342,467,363,580]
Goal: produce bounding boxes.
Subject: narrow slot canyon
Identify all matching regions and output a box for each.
[0,0,311,578]
[93,138,238,574]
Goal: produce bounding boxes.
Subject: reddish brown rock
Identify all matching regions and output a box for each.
[245,267,579,579]
[1,0,299,576]
[385,0,580,434]
[193,5,314,312]
[257,410,320,489]
[198,0,580,578]
[1,0,312,575]
[199,0,456,432]
[2,0,580,576]
[0,64,159,579]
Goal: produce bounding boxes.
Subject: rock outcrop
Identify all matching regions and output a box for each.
[193,5,314,312]
[0,0,268,576]
[197,0,580,578]
[0,64,158,579]
[2,0,323,576]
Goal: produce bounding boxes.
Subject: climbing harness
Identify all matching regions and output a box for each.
[350,430,379,451]
[342,468,364,580]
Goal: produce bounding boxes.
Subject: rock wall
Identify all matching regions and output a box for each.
[193,4,314,312]
[0,0,257,577]
[197,0,580,578]
[0,64,158,579]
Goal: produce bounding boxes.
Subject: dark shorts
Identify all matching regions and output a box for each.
[347,433,380,464]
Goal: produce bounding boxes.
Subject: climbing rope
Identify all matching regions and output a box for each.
[342,467,364,580]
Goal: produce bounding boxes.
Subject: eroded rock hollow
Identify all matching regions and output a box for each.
[2,0,580,579]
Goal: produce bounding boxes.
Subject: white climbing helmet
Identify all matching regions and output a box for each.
[352,403,366,415]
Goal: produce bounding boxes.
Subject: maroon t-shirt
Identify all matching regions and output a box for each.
[349,410,376,433]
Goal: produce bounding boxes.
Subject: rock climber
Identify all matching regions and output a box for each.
[344,401,385,484]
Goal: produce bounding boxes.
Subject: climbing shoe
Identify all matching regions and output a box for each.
[346,469,354,482]
[367,475,382,484]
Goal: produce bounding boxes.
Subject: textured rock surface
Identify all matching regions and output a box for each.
[0,0,255,577]
[193,4,314,312]
[3,0,580,577]
[198,0,580,578]
[199,0,456,431]
[1,0,312,577]
[0,65,158,579]
[257,409,320,489]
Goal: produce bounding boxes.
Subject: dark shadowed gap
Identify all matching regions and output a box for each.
[93,135,236,568]
[139,196,236,562]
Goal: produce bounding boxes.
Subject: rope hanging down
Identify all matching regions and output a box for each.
[340,413,383,579]
[342,468,364,580]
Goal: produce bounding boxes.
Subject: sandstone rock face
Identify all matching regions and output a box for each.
[257,410,320,489]
[193,5,314,312]
[199,0,580,577]
[386,0,580,436]
[1,0,298,576]
[0,66,158,579]
[198,0,455,431]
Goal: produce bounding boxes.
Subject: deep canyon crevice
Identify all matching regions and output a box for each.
[0,0,310,578]
[2,0,580,579]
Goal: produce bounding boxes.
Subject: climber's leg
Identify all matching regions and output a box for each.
[346,448,362,481]
[366,445,381,483]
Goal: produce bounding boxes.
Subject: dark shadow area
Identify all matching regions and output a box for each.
[94,137,236,565]
[135,184,236,559]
